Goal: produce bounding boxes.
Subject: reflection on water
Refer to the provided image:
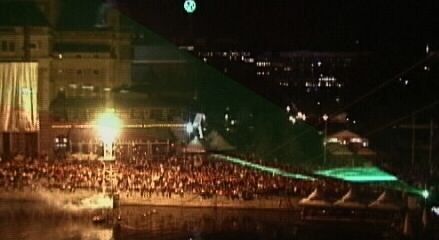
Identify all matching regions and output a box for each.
[0,200,394,240]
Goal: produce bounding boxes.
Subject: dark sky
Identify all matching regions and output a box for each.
[115,0,436,52]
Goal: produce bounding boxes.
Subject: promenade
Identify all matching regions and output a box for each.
[0,189,300,210]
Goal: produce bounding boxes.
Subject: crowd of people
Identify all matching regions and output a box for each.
[0,153,352,201]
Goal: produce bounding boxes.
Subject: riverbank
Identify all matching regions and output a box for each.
[0,189,300,210]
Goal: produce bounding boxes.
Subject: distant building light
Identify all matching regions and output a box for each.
[404,80,409,85]
[82,85,94,90]
[104,87,111,92]
[58,53,63,59]
[317,61,322,67]
[179,45,194,51]
[289,116,296,124]
[327,138,339,143]
[69,84,78,89]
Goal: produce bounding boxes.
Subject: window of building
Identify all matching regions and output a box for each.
[1,41,7,51]
[29,43,37,49]
[150,109,163,121]
[8,42,15,51]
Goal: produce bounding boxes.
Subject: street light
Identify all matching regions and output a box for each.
[95,109,122,161]
[322,114,329,165]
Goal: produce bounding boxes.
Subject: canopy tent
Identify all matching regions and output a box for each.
[334,189,366,208]
[368,191,401,210]
[356,147,376,156]
[327,143,354,156]
[299,188,332,206]
[205,130,235,152]
[184,137,205,153]
[328,130,362,140]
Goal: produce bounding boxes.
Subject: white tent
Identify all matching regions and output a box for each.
[206,130,235,152]
[184,137,206,153]
[299,188,332,206]
[334,189,366,208]
[368,191,401,210]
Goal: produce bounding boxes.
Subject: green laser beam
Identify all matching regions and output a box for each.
[212,154,315,180]
[314,167,398,182]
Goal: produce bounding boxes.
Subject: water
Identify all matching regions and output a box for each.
[0,200,397,240]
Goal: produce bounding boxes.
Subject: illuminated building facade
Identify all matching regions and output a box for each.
[0,0,191,159]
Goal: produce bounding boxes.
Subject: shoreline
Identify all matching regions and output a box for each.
[0,189,300,210]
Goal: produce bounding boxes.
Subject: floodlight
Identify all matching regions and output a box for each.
[96,109,122,144]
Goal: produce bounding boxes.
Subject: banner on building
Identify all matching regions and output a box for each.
[0,62,39,132]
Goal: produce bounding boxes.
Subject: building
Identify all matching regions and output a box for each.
[0,1,51,157]
[326,130,376,166]
[0,0,192,159]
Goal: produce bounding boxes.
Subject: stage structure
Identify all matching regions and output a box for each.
[94,109,122,211]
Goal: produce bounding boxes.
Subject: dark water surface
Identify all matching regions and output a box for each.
[0,200,397,240]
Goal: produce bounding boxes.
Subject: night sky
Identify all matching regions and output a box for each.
[115,0,436,52]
